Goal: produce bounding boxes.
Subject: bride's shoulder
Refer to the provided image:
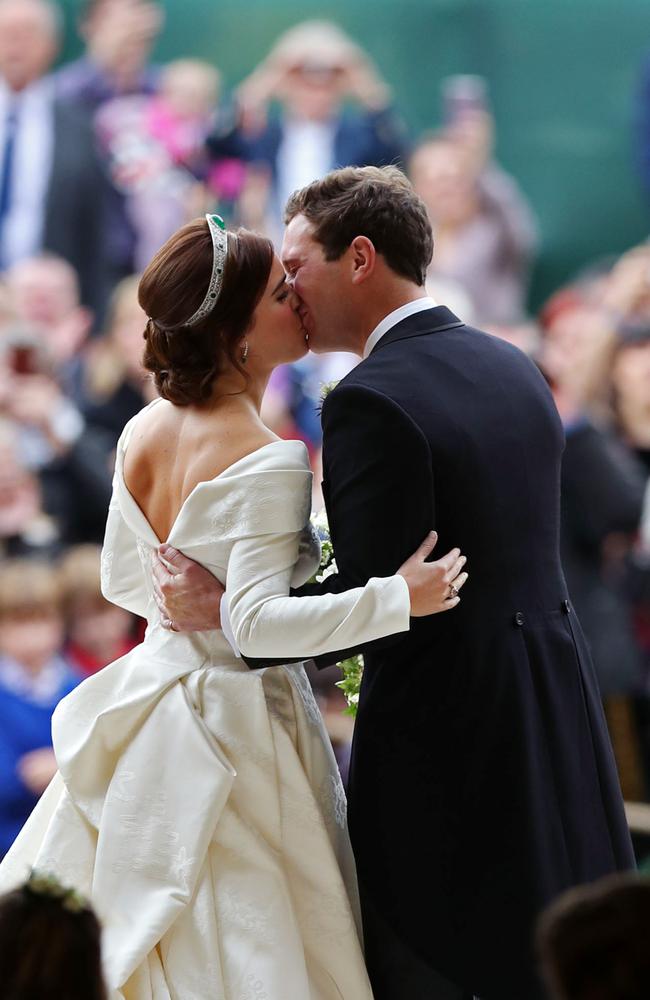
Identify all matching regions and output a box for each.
[118,398,170,453]
[204,427,310,479]
[257,437,309,464]
[197,439,312,540]
[215,438,312,535]
[248,438,311,473]
[218,438,312,487]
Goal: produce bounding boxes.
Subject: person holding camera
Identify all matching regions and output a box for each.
[206,20,407,240]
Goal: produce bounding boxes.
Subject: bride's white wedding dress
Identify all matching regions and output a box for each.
[0,403,411,1000]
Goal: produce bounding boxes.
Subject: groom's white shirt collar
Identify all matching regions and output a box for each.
[362,296,438,359]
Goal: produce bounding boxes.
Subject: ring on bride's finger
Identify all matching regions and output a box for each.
[449,584,459,599]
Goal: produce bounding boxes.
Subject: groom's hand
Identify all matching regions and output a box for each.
[151,544,224,632]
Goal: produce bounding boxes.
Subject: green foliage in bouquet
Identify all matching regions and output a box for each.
[309,508,363,717]
[335,654,363,718]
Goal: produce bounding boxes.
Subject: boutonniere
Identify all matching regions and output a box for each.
[317,379,339,414]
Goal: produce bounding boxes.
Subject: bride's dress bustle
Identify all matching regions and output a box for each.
[0,402,410,999]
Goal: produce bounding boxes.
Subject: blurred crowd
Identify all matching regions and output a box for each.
[2,0,650,859]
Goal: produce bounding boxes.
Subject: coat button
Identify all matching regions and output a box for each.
[562,600,571,614]
[514,611,525,627]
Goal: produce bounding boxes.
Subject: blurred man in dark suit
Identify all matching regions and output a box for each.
[0,0,110,319]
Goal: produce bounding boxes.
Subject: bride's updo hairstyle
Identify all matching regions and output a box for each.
[138,219,274,406]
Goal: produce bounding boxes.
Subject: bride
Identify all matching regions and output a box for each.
[0,215,467,999]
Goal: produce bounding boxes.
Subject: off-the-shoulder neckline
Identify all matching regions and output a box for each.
[117,436,310,545]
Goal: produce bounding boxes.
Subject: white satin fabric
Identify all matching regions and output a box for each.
[0,404,411,999]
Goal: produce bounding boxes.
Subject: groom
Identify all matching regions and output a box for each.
[152,166,634,998]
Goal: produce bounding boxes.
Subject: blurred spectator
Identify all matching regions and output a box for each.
[539,283,617,425]
[611,322,650,468]
[0,870,106,999]
[0,275,14,332]
[274,351,358,452]
[208,20,407,239]
[425,272,475,325]
[557,415,646,696]
[56,0,162,112]
[536,289,647,696]
[0,560,79,858]
[5,253,93,398]
[79,275,156,450]
[96,59,229,269]
[260,364,298,439]
[259,347,359,458]
[0,0,111,317]
[60,544,138,676]
[0,418,61,560]
[56,0,166,283]
[484,318,542,356]
[609,322,650,714]
[409,112,537,325]
[0,330,113,544]
[600,244,650,334]
[536,873,650,1000]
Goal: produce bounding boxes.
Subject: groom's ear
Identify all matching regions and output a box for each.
[349,236,376,285]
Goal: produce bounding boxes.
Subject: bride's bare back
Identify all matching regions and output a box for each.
[123,399,277,543]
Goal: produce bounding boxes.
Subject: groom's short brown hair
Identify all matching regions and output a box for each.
[284,165,433,286]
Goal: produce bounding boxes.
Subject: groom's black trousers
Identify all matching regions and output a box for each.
[360,884,472,1000]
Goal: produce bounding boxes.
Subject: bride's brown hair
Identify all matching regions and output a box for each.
[138,219,274,406]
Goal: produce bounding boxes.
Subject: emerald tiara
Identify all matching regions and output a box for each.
[182,213,228,328]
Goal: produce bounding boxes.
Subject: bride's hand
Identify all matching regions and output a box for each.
[397,531,468,617]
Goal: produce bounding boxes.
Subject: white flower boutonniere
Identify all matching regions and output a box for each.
[317,379,339,415]
[320,379,339,401]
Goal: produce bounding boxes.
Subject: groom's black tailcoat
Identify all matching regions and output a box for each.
[304,308,634,998]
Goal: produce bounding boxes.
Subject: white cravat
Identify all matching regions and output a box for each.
[363,296,438,359]
[0,76,54,267]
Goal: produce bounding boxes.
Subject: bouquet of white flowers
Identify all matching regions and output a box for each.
[310,508,363,717]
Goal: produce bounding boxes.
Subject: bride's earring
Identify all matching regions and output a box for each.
[241,341,249,364]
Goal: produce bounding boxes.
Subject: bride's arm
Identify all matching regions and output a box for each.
[226,504,461,661]
[226,528,412,659]
[228,382,452,664]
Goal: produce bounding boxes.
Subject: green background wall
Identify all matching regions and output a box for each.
[60,0,650,309]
